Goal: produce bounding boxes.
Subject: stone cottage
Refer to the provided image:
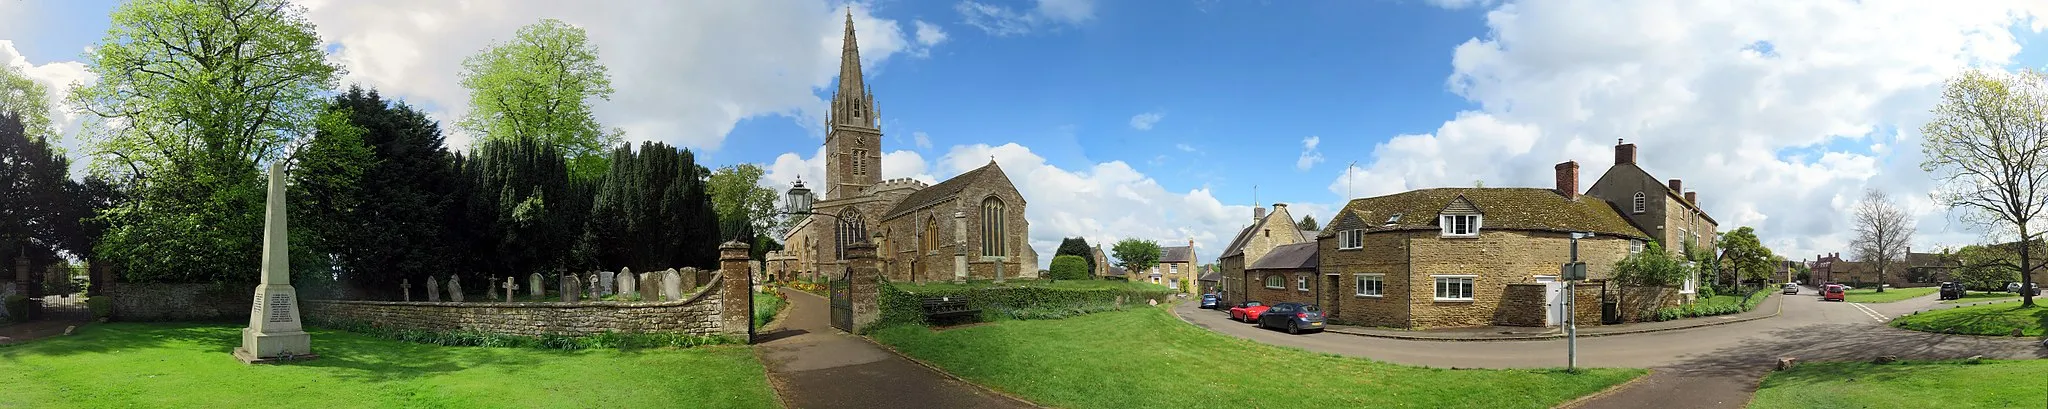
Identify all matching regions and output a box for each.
[1141,240,1199,293]
[1219,203,1314,306]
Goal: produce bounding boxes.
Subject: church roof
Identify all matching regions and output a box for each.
[882,161,1012,220]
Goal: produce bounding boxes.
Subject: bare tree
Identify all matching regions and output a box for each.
[1850,189,1915,293]
[1921,69,2048,307]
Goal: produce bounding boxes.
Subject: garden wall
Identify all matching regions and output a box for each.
[1494,283,1602,327]
[303,275,733,337]
[1613,286,1682,323]
[103,282,252,321]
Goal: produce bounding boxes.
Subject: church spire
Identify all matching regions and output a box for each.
[833,8,873,128]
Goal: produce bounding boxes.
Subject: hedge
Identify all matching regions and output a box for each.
[1652,289,1768,322]
[874,280,1177,330]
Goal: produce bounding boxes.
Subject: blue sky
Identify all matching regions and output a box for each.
[5,0,2048,266]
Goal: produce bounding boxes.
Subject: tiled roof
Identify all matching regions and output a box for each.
[1247,242,1320,270]
[1222,216,1306,258]
[1334,188,1652,240]
[1162,246,1195,263]
[882,162,1008,220]
[1106,266,1127,276]
[1611,164,1719,226]
[1199,270,1222,282]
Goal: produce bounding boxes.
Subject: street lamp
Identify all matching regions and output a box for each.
[785,177,815,215]
[1564,232,1595,371]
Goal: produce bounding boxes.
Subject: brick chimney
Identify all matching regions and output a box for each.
[1554,161,1579,200]
[1253,206,1266,223]
[1668,179,1682,193]
[1615,139,1637,165]
[1684,191,1696,204]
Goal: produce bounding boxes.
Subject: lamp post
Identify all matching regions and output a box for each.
[1564,232,1594,371]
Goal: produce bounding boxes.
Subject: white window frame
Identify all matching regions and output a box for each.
[1681,270,1698,294]
[1440,214,1481,237]
[1354,274,1384,297]
[1632,192,1646,214]
[1629,240,1644,254]
[1297,276,1310,291]
[1169,264,1178,275]
[1339,229,1365,250]
[1433,275,1476,301]
[1265,274,1285,289]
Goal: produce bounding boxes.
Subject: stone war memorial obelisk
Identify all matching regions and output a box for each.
[234,162,314,363]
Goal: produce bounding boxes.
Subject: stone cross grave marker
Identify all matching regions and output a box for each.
[426,276,440,302]
[661,269,683,301]
[587,272,601,299]
[529,273,545,299]
[617,268,638,299]
[560,273,580,302]
[401,279,411,302]
[487,277,500,301]
[501,277,518,302]
[638,272,660,302]
[448,275,464,302]
[600,270,616,295]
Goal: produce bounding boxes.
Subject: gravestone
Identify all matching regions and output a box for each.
[486,277,501,301]
[400,279,412,302]
[639,272,660,302]
[448,276,464,302]
[600,270,616,295]
[501,277,518,302]
[587,272,601,298]
[529,273,546,299]
[679,267,699,291]
[618,268,638,299]
[661,269,683,301]
[560,274,580,302]
[426,277,440,302]
[234,162,314,363]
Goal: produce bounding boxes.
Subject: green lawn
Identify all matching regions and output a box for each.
[891,278,1172,293]
[1940,292,2021,304]
[1844,287,1937,303]
[753,290,786,329]
[1891,302,2047,336]
[0,323,777,408]
[1750,359,2048,409]
[868,307,1643,409]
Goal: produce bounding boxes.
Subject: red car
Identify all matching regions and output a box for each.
[1228,301,1270,322]
[1822,284,1846,302]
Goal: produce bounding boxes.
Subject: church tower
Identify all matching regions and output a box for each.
[825,10,883,200]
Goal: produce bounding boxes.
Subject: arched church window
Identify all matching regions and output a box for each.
[921,216,939,252]
[837,208,866,260]
[981,197,1005,257]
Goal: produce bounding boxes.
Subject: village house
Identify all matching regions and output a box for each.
[1218,203,1315,307]
[1143,240,1199,293]
[1810,250,1959,288]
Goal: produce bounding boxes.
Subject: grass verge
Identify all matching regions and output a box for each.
[1845,287,1937,303]
[1891,302,2046,336]
[867,307,1643,409]
[754,290,787,329]
[891,278,1173,292]
[1750,359,2048,409]
[0,322,777,408]
[1941,292,2021,304]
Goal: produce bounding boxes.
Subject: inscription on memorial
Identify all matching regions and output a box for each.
[253,294,265,313]
[267,293,294,323]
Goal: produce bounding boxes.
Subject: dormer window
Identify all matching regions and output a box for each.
[1632,192,1646,214]
[1440,214,1481,237]
[1338,229,1364,249]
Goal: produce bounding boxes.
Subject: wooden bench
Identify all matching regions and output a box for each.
[921,296,980,323]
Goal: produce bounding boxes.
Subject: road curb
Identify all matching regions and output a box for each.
[1314,293,1785,342]
[1551,369,1657,409]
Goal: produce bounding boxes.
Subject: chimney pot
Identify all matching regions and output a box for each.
[1273,203,1288,209]
[1554,161,1580,200]
[1616,143,1638,165]
[1684,191,1697,204]
[1668,179,1682,193]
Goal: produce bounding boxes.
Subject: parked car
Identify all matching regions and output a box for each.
[1256,302,1326,334]
[1199,293,1221,309]
[2019,283,2041,296]
[1938,282,1966,300]
[1228,301,1269,322]
[1782,283,1799,295]
[1822,284,1846,302]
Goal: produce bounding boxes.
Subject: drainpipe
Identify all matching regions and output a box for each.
[1405,235,1414,328]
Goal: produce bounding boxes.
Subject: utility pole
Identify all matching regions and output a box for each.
[1565,232,1593,371]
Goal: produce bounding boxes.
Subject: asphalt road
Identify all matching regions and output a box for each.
[1174,286,2046,408]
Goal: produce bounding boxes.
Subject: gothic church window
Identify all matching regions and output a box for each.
[852,149,868,176]
[921,216,939,252]
[837,208,866,260]
[981,197,1005,257]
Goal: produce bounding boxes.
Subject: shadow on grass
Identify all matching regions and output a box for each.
[1895,304,2048,336]
[0,321,569,384]
[1657,319,2047,383]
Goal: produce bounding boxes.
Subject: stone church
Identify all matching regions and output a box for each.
[779,13,1037,283]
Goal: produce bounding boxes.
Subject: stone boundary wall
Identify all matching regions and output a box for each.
[1493,283,1604,327]
[104,282,252,321]
[1614,285,1681,323]
[303,275,731,337]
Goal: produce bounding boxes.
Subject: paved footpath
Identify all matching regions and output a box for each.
[756,288,1036,409]
[1176,286,2045,409]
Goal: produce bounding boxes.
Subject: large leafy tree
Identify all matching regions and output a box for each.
[1297,215,1320,231]
[1922,69,2048,307]
[69,0,341,283]
[293,87,464,299]
[1953,243,2029,291]
[1055,237,1094,276]
[454,138,595,286]
[1111,238,1163,275]
[1850,189,1915,293]
[0,113,79,271]
[0,64,56,142]
[1717,226,1775,288]
[459,18,619,179]
[709,164,780,239]
[581,141,719,273]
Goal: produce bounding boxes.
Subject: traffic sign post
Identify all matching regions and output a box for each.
[1565,232,1594,371]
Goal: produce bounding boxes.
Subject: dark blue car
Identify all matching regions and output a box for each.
[1257,302,1325,334]
[1199,293,1220,309]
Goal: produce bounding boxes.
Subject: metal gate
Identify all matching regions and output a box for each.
[829,266,853,333]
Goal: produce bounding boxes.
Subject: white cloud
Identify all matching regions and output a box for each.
[1295,135,1324,171]
[1128,111,1163,130]
[955,0,1096,37]
[1335,0,2048,261]
[913,20,949,51]
[1426,0,1497,10]
[1175,143,1197,153]
[913,131,933,149]
[296,0,941,151]
[0,40,96,146]
[881,150,939,184]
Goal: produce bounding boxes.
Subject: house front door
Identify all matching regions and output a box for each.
[1535,275,1563,327]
